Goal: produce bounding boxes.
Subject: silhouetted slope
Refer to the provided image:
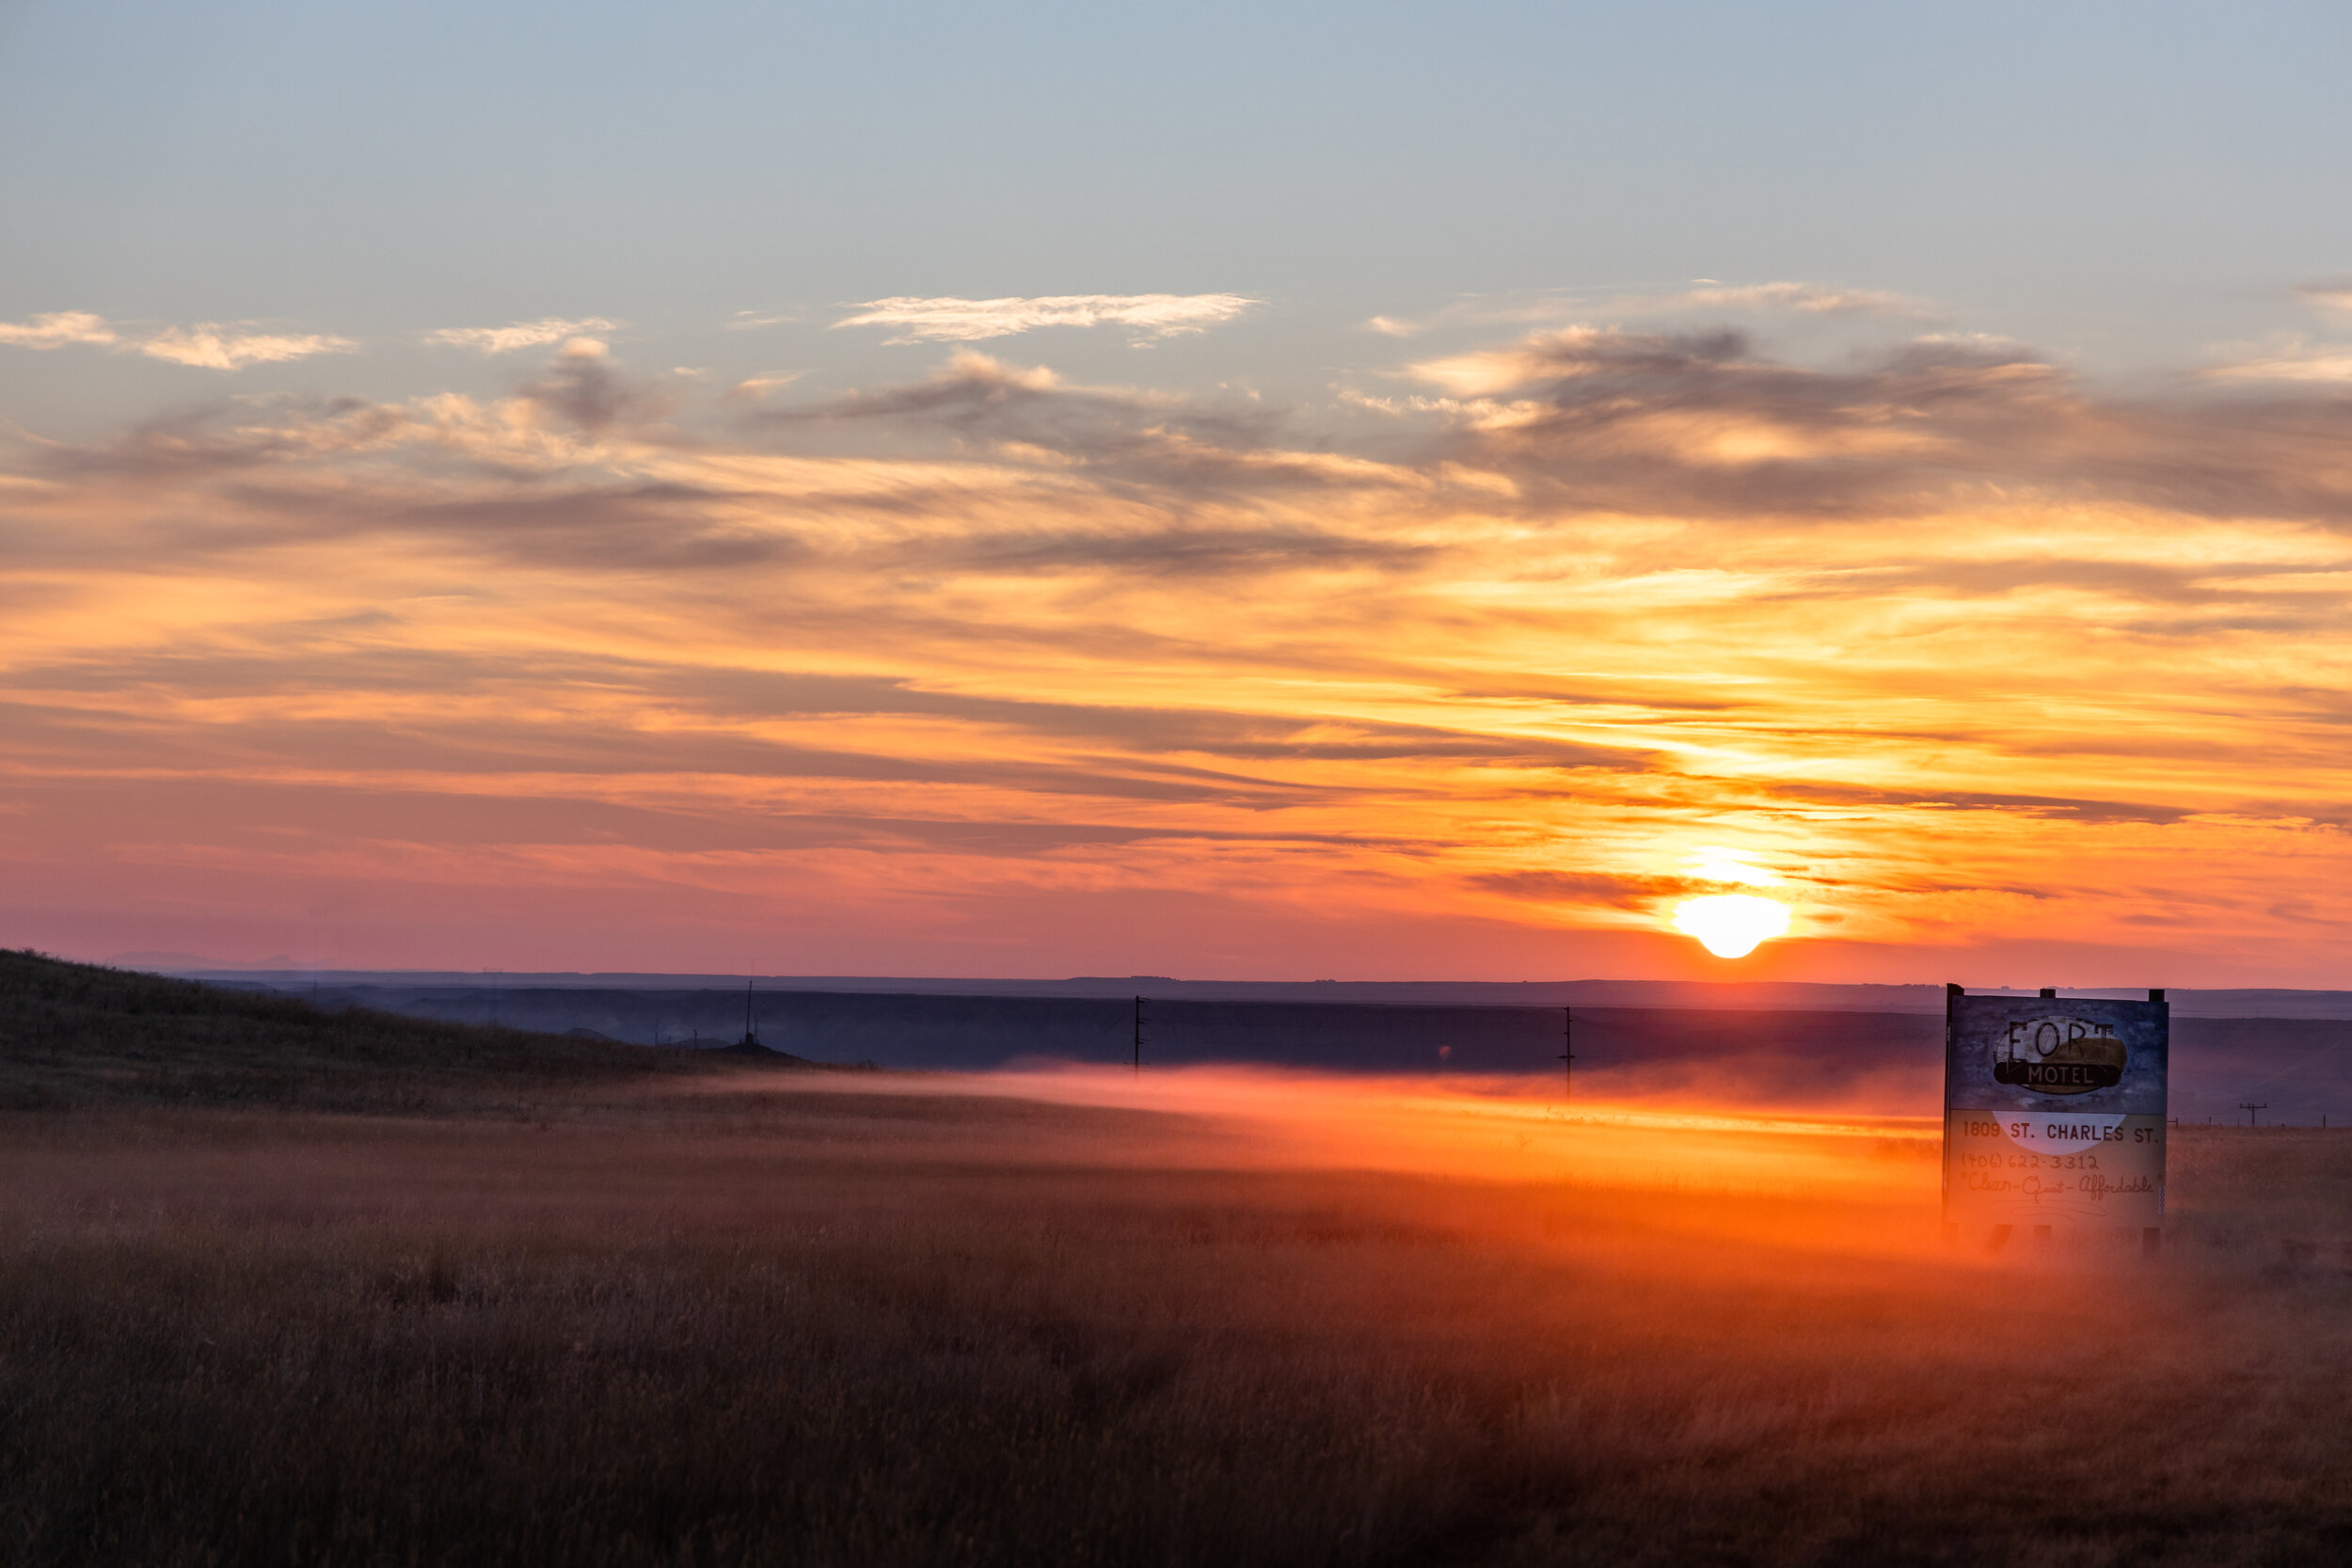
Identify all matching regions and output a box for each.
[0,950,787,1111]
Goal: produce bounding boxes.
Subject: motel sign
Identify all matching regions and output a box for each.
[1943,985,2169,1246]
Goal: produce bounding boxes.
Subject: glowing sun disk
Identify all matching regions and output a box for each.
[1672,894,1792,958]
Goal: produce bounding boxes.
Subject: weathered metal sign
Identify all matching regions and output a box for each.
[1943,986,2169,1243]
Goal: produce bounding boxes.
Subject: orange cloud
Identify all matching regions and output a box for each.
[2,329,2349,982]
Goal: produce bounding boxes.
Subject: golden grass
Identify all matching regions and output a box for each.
[5,951,2350,1565]
[4,1085,2350,1567]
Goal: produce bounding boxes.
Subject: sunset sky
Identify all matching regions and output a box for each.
[5,1,2351,985]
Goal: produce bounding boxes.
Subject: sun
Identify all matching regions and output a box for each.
[1672,894,1792,958]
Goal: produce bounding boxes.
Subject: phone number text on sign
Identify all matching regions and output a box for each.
[1941,1112,2165,1227]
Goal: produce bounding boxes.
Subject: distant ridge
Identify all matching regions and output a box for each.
[61,955,2348,1123]
[126,965,2352,1021]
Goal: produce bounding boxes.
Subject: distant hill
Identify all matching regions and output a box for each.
[0,950,818,1113]
[136,966,2352,1021]
[40,952,2352,1124]
[167,977,2352,1126]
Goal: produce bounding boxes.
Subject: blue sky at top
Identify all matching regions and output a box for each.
[3,0,2349,426]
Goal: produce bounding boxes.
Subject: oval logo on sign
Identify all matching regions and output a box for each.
[1992,1016,2125,1095]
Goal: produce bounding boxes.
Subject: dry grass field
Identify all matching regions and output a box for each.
[3,951,2350,1566]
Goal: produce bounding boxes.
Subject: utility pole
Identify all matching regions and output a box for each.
[1133,995,1146,1078]
[2240,1101,2268,1128]
[1559,1005,1575,1104]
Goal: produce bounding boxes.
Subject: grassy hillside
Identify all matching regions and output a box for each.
[0,949,770,1112]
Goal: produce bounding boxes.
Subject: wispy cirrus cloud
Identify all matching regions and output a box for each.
[0,311,355,368]
[726,372,806,399]
[424,317,620,355]
[834,293,1261,344]
[2296,277,2352,318]
[0,311,120,350]
[1366,280,1931,338]
[1649,279,1926,316]
[136,325,358,369]
[2202,337,2352,384]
